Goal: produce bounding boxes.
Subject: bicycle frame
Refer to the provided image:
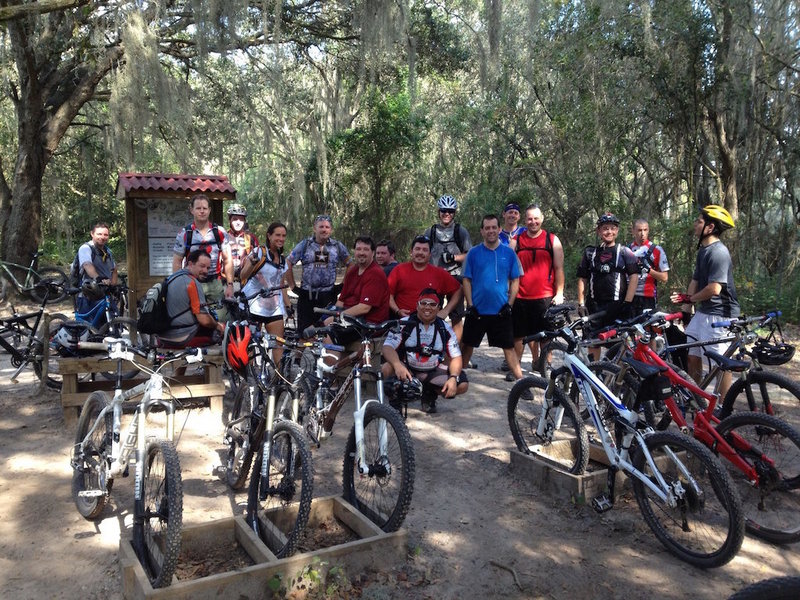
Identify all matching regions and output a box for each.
[626,332,773,485]
[310,337,389,476]
[556,349,688,505]
[0,253,40,292]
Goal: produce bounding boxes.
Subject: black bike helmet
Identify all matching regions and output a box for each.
[400,377,424,401]
[753,339,795,366]
[596,213,620,227]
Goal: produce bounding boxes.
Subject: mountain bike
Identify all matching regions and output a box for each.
[0,280,67,389]
[0,250,67,303]
[300,307,415,532]
[508,308,745,567]
[590,311,800,545]
[221,288,315,558]
[71,340,204,588]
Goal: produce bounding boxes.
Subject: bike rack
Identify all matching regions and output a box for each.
[119,495,407,599]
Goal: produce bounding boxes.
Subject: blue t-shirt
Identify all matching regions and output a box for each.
[499,226,525,246]
[463,243,522,314]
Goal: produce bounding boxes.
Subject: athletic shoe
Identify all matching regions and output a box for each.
[500,359,510,372]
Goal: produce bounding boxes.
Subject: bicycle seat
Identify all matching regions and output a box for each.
[704,350,750,372]
[340,313,400,337]
[621,354,666,379]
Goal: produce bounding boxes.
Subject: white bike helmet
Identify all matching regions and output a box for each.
[437,195,458,211]
[227,203,247,217]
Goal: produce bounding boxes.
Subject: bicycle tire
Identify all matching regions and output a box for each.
[342,401,415,532]
[96,317,140,380]
[28,266,68,303]
[724,370,800,435]
[728,576,800,600]
[535,340,568,380]
[32,313,67,390]
[132,438,183,589]
[631,430,745,568]
[716,411,800,544]
[71,391,113,519]
[225,382,255,490]
[246,420,314,558]
[507,376,589,475]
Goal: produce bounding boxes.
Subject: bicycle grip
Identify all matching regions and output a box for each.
[597,330,616,341]
[663,312,683,322]
[766,310,781,319]
[313,307,341,316]
[711,320,733,328]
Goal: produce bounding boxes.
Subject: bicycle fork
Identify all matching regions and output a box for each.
[258,389,277,501]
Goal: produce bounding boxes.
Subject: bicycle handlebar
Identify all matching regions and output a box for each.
[711,311,781,329]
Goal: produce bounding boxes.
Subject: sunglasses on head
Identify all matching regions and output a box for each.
[439,209,456,215]
[314,214,332,224]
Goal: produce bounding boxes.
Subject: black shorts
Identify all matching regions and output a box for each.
[250,313,284,326]
[462,312,515,349]
[296,288,337,333]
[329,324,361,347]
[512,297,552,339]
[586,300,622,331]
[446,275,466,322]
[631,296,656,315]
[410,364,469,390]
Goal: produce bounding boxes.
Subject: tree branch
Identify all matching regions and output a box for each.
[0,0,89,22]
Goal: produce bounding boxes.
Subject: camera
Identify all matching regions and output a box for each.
[599,264,611,274]
[420,345,435,357]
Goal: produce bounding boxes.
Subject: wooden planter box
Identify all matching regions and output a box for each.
[119,495,407,600]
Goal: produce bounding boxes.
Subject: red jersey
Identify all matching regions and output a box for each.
[629,240,669,299]
[516,229,556,300]
[388,262,461,313]
[339,260,389,323]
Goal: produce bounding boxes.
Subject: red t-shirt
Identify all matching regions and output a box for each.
[388,262,461,312]
[516,229,556,300]
[339,260,390,323]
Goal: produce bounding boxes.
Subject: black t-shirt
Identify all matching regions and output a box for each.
[577,243,639,303]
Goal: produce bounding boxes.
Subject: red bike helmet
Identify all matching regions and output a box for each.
[225,324,252,376]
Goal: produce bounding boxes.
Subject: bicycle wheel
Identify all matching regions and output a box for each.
[729,576,800,600]
[28,266,68,303]
[631,430,745,568]
[96,317,140,380]
[132,438,182,589]
[71,391,113,519]
[724,370,800,435]
[342,401,415,532]
[535,340,568,379]
[507,376,589,475]
[225,382,256,490]
[716,411,800,544]
[247,420,314,558]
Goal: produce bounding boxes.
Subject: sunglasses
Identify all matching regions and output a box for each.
[439,209,456,215]
[418,300,439,307]
[314,214,332,224]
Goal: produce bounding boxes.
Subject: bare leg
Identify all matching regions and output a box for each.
[687,354,703,385]
[460,345,475,369]
[503,347,523,380]
[266,318,285,366]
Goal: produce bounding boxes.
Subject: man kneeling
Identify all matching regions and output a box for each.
[382,288,468,414]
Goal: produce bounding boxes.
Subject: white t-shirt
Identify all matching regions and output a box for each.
[241,247,288,318]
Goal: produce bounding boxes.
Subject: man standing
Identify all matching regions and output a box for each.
[328,236,389,346]
[225,203,259,283]
[512,206,565,376]
[629,218,669,315]
[161,249,225,347]
[375,239,399,277]
[499,202,525,247]
[427,194,472,340]
[671,205,739,397]
[74,222,118,319]
[388,235,462,319]
[382,288,468,414]
[286,214,351,333]
[171,194,234,318]
[460,214,524,380]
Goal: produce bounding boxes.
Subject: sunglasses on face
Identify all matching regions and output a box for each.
[439,209,456,215]
[418,300,439,308]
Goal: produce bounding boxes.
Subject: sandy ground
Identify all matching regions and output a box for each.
[1,302,799,599]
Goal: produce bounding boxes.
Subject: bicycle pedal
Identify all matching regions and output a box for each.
[77,489,105,498]
[591,494,614,513]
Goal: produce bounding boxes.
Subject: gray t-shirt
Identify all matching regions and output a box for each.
[161,270,209,343]
[428,222,472,276]
[693,240,740,317]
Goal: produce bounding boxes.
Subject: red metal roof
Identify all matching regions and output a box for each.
[116,172,236,196]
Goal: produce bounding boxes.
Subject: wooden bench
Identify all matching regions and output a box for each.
[58,349,226,429]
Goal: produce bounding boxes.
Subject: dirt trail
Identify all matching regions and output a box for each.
[0,310,799,598]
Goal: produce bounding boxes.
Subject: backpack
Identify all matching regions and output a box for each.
[240,245,286,285]
[183,223,225,275]
[428,223,468,253]
[398,314,451,364]
[69,243,97,287]
[515,230,555,281]
[137,273,190,334]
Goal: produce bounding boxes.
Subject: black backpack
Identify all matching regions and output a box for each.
[137,273,190,334]
[398,314,451,363]
[427,223,469,253]
[69,243,98,287]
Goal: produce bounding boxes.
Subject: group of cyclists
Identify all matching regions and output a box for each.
[70,192,739,414]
